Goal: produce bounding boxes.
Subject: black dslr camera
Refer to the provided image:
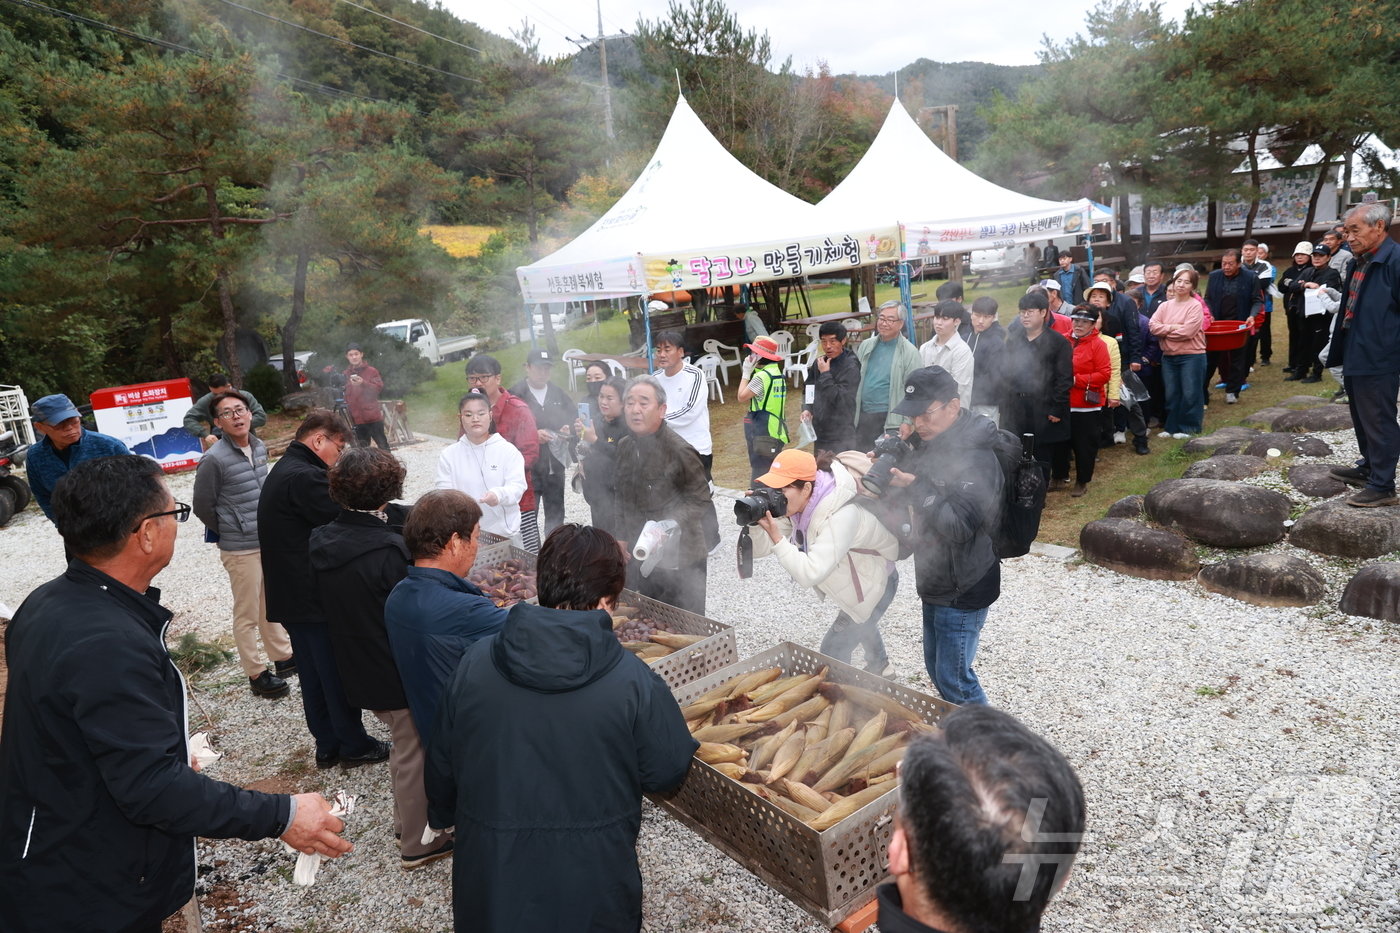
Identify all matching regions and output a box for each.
[861,432,914,497]
[733,486,789,526]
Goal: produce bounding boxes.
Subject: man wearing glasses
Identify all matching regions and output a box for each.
[0,455,351,932]
[260,411,390,770]
[193,393,294,699]
[854,301,924,449]
[183,373,267,451]
[884,366,1003,706]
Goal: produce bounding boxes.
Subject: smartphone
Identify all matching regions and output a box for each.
[576,402,593,429]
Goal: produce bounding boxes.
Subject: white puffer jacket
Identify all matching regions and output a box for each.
[752,452,900,623]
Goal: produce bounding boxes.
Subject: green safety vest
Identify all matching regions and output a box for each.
[749,363,788,443]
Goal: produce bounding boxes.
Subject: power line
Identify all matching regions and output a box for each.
[0,0,401,108]
[329,0,482,56]
[208,0,481,84]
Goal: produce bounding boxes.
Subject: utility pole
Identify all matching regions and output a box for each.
[568,3,624,141]
[920,104,959,161]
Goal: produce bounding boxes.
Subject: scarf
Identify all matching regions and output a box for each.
[789,469,837,549]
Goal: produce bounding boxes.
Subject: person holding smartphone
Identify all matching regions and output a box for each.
[575,375,628,536]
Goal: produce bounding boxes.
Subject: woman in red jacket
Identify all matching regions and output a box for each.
[1057,306,1113,497]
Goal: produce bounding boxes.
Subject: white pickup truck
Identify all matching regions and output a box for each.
[376,318,478,365]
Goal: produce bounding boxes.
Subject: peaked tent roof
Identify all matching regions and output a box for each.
[812,101,1097,258]
[517,96,900,304]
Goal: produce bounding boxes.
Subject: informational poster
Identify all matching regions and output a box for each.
[91,378,202,472]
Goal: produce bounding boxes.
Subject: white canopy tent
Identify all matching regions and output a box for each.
[516,96,898,305]
[812,101,1099,260]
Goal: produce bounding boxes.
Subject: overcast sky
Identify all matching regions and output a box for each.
[442,0,1201,74]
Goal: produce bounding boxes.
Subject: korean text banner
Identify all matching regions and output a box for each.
[517,255,645,303]
[900,202,1093,257]
[644,229,900,294]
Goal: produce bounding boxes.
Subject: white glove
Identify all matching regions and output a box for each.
[283,790,356,886]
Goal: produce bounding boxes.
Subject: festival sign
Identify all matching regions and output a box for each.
[899,203,1092,258]
[643,229,900,294]
[91,378,202,472]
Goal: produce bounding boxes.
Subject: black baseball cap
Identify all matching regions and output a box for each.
[892,366,960,417]
[525,348,554,366]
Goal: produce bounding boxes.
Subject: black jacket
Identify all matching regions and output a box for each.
[966,322,1007,408]
[309,511,411,711]
[580,415,628,536]
[1001,327,1072,446]
[258,440,341,625]
[902,412,1003,609]
[425,601,697,933]
[805,347,861,451]
[1278,259,1313,317]
[0,562,289,932]
[1101,292,1144,366]
[509,378,575,475]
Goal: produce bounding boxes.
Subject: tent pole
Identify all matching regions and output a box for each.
[644,303,654,372]
[898,261,913,337]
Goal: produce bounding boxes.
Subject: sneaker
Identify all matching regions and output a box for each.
[864,659,894,678]
[1113,431,1127,445]
[1172,433,1190,440]
[249,671,290,699]
[340,739,392,769]
[1158,431,1174,439]
[401,839,454,871]
[1260,360,1272,366]
[1133,436,1150,455]
[1071,483,1088,497]
[1214,382,1226,389]
[274,656,297,678]
[1329,466,1369,487]
[1348,488,1399,508]
[1225,393,1238,404]
[1240,383,1251,391]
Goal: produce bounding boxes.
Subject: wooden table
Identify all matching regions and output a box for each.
[779,309,870,328]
[570,352,652,372]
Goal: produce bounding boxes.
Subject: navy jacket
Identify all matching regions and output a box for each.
[804,347,861,451]
[1327,235,1400,375]
[426,601,697,933]
[258,441,340,625]
[1205,267,1263,322]
[384,566,506,745]
[26,429,129,521]
[0,562,288,932]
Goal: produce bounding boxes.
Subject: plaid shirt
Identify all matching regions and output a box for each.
[1344,249,1376,325]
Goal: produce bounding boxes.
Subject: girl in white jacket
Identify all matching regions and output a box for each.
[751,448,901,676]
[435,391,527,540]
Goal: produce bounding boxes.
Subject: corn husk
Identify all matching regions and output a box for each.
[782,779,833,814]
[747,721,796,772]
[765,695,830,730]
[795,727,856,786]
[691,721,769,744]
[846,710,889,760]
[648,632,704,650]
[696,742,746,765]
[765,730,808,783]
[808,783,893,831]
[813,733,903,793]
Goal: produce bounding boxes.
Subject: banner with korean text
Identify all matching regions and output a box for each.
[900,202,1093,258]
[642,229,900,295]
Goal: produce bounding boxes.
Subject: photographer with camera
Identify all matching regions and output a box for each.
[881,366,1002,706]
[740,449,900,676]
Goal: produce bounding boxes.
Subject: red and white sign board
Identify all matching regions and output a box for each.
[91,378,203,473]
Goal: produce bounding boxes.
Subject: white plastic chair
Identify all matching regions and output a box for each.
[603,358,627,378]
[768,329,795,360]
[702,338,742,386]
[698,354,725,404]
[785,338,820,388]
[561,348,588,391]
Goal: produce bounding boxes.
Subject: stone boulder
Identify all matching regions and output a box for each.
[1080,518,1199,581]
[1338,563,1400,622]
[1198,553,1325,607]
[1242,407,1294,429]
[1104,495,1145,519]
[1288,463,1350,499]
[1270,405,1353,433]
[1279,395,1330,409]
[1145,479,1291,548]
[1288,500,1400,559]
[1183,455,1270,481]
[1241,432,1332,458]
[1183,426,1260,456]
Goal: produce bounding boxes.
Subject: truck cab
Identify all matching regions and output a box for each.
[376,318,477,365]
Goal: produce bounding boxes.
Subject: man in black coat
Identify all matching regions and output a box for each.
[801,320,861,453]
[966,297,1007,424]
[259,410,388,770]
[1203,249,1263,404]
[0,456,349,933]
[426,524,696,933]
[1002,292,1072,483]
[509,348,576,535]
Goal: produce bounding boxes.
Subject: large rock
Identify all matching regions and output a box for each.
[1288,463,1350,499]
[1080,518,1199,580]
[1184,455,1270,481]
[1145,478,1291,547]
[1104,495,1145,519]
[1242,407,1293,429]
[1241,432,1333,458]
[1279,395,1330,409]
[1270,405,1353,433]
[1288,500,1400,558]
[1183,426,1260,455]
[1339,563,1400,622]
[1198,553,1325,607]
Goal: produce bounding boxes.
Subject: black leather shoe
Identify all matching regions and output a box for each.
[273,656,297,678]
[315,750,339,769]
[1300,374,1322,383]
[1283,372,1303,381]
[340,739,392,768]
[249,671,290,699]
[1329,466,1369,487]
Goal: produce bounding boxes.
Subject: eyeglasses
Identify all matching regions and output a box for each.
[467,373,498,384]
[131,501,191,533]
[215,406,249,419]
[877,315,903,324]
[918,402,951,418]
[319,433,347,451]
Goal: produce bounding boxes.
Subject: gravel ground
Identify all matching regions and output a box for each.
[2,430,1397,933]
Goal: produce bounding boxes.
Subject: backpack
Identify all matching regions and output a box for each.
[989,429,1046,559]
[835,451,916,560]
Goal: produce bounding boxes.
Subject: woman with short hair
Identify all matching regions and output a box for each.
[435,391,528,542]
